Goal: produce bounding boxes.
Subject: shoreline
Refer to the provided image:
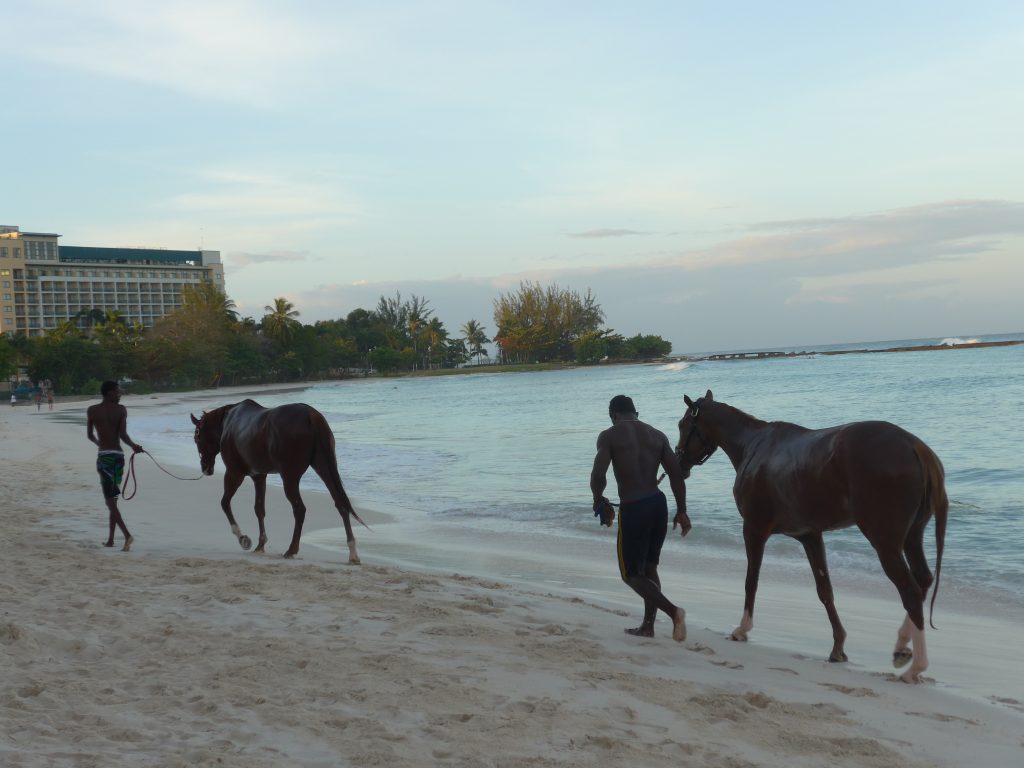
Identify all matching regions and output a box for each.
[3,384,1023,766]
[684,338,1024,362]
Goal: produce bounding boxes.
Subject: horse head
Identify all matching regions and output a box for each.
[676,389,718,470]
[191,409,224,476]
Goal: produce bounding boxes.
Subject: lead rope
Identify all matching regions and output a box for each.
[121,451,204,501]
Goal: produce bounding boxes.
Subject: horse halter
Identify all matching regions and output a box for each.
[678,401,717,467]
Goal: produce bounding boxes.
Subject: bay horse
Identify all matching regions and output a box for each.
[191,400,364,564]
[675,390,947,682]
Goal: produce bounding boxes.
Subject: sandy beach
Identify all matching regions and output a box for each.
[1,385,1022,767]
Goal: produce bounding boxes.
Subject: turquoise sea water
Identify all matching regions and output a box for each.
[135,333,1024,609]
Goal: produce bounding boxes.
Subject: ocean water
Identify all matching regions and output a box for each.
[134,333,1024,609]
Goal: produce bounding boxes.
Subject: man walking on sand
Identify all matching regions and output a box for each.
[591,395,692,641]
[87,380,143,551]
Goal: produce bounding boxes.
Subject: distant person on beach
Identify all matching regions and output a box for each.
[34,391,41,411]
[590,394,692,641]
[86,380,143,551]
[10,393,15,406]
[47,390,54,410]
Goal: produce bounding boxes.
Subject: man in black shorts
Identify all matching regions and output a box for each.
[87,380,144,551]
[590,395,691,640]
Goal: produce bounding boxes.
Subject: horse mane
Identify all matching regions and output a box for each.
[706,398,767,428]
[201,402,238,430]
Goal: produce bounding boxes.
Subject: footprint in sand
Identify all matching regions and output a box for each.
[988,696,1024,712]
[768,666,799,675]
[709,659,743,670]
[906,711,979,725]
[687,642,716,656]
[818,682,878,698]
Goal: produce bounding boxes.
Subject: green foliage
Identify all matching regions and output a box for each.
[261,297,301,344]
[574,330,672,365]
[29,335,111,393]
[10,284,669,388]
[493,282,604,362]
[0,336,17,381]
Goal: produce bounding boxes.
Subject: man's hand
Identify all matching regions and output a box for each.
[673,510,692,538]
[132,444,144,454]
[593,497,616,527]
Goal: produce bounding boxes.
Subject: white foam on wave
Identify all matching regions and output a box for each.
[658,361,691,371]
[939,337,980,346]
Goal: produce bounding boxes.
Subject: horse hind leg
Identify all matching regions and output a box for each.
[876,547,929,682]
[796,532,848,662]
[311,452,360,565]
[894,520,933,669]
[893,614,914,669]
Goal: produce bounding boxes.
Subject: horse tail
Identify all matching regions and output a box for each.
[916,440,948,630]
[309,409,369,530]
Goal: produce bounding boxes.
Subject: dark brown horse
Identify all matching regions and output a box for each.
[675,390,947,682]
[191,400,364,564]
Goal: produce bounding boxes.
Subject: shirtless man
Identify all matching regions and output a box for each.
[591,395,692,641]
[86,380,143,551]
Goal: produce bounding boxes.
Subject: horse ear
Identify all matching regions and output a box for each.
[705,389,714,401]
[190,413,200,425]
[684,395,694,408]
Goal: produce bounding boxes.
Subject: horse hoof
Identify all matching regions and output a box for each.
[892,649,913,669]
[730,632,747,642]
[829,653,849,663]
[239,535,252,550]
[348,557,361,565]
[283,551,297,559]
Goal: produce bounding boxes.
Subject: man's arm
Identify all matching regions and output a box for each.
[117,406,144,454]
[86,407,99,447]
[590,431,612,504]
[661,437,691,537]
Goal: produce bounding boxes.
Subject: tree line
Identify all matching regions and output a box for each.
[0,280,672,394]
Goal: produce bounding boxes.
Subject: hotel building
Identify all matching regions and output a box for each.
[0,225,224,337]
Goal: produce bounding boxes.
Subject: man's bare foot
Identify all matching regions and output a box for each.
[625,625,654,637]
[672,608,687,642]
[102,541,114,547]
[122,536,134,552]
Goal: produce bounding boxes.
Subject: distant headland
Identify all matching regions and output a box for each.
[681,338,1024,362]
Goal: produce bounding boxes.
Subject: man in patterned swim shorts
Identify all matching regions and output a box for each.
[590,395,692,641]
[87,380,144,551]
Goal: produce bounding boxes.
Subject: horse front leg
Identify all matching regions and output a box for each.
[221,471,251,550]
[252,474,269,553]
[796,532,848,662]
[733,520,768,642]
[281,474,306,559]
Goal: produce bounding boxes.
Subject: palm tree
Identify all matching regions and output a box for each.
[461,319,490,365]
[48,319,83,341]
[262,297,301,344]
[407,309,425,369]
[74,307,107,338]
[423,317,447,368]
[184,282,238,319]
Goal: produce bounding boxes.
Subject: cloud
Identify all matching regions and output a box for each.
[229,251,308,269]
[650,199,1024,276]
[6,0,337,106]
[279,198,1024,351]
[568,228,651,238]
[167,167,361,220]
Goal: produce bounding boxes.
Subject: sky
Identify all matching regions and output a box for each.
[2,0,1022,352]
